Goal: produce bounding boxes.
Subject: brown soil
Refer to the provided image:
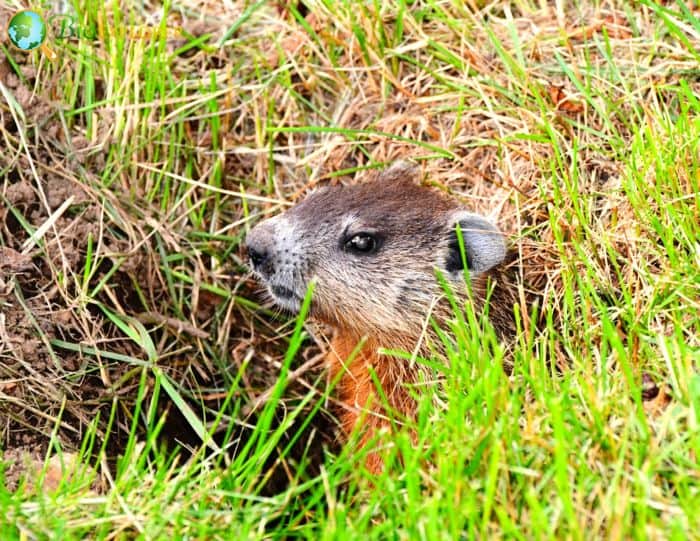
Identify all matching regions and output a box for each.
[0,101,148,484]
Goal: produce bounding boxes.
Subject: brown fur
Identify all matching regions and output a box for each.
[327,334,420,473]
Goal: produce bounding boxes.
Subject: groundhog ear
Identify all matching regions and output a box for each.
[380,160,420,183]
[445,211,506,274]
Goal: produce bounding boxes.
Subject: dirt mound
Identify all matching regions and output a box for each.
[0,82,142,469]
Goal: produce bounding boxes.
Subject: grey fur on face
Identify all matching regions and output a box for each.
[245,168,507,336]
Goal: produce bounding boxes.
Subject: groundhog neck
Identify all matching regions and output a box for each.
[328,331,419,472]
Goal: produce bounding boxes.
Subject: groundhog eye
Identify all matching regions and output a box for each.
[344,233,378,254]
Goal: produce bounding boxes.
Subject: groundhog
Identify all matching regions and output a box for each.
[245,162,518,473]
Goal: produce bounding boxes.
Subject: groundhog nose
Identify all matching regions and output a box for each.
[247,245,268,269]
[245,225,275,277]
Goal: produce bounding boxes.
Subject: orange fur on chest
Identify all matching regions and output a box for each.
[327,331,419,473]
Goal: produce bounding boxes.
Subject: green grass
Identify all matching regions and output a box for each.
[1,0,699,539]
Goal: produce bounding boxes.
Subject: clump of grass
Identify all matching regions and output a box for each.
[0,0,698,539]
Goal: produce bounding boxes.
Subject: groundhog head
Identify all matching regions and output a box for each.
[245,163,506,339]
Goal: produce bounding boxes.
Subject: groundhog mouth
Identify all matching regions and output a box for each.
[266,283,306,314]
[271,284,297,300]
